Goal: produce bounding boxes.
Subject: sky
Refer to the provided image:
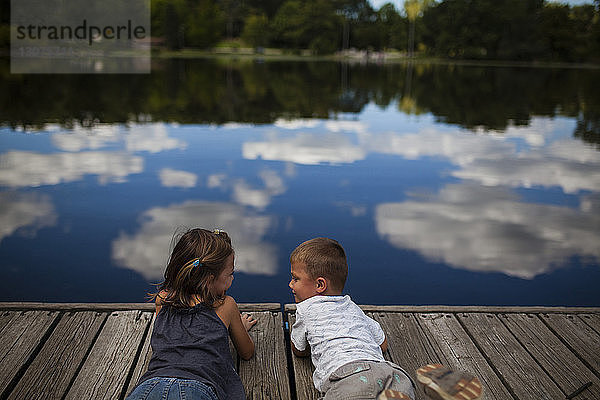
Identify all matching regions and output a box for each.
[369,0,595,11]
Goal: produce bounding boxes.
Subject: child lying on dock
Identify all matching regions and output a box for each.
[289,237,482,400]
[126,228,256,400]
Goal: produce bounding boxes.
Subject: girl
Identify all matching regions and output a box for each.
[126,228,257,400]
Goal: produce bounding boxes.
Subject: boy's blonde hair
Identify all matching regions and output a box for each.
[290,237,347,291]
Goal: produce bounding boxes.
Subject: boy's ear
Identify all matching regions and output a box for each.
[315,277,328,294]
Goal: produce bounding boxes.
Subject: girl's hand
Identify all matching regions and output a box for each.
[241,313,257,331]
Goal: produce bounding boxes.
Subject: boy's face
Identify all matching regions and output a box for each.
[289,261,319,303]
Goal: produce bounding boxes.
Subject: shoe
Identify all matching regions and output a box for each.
[377,389,412,400]
[416,364,483,400]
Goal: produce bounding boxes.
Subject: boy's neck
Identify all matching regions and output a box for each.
[314,290,343,297]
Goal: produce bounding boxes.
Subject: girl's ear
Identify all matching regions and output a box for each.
[315,277,328,294]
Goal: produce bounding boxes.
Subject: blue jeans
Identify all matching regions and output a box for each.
[126,377,218,400]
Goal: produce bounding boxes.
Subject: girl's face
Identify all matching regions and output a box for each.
[210,253,235,297]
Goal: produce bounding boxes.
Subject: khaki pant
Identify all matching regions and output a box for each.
[322,361,415,400]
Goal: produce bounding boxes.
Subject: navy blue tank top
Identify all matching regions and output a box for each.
[139,303,245,400]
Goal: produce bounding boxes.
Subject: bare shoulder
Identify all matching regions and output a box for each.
[154,290,169,314]
[218,295,239,313]
[156,290,168,306]
[215,295,239,326]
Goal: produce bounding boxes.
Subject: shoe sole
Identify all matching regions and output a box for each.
[377,389,412,400]
[416,364,483,400]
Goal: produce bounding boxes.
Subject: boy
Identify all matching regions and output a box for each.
[289,237,482,400]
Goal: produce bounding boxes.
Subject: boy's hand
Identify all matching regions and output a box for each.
[241,313,257,331]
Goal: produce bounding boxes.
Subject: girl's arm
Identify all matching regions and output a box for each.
[221,296,256,360]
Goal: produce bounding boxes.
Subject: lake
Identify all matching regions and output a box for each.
[1,58,599,306]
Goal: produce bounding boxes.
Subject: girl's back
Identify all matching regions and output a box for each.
[126,228,255,400]
[140,303,245,400]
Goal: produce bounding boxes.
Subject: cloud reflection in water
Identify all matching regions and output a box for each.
[0,191,57,243]
[112,201,278,280]
[159,168,198,188]
[243,132,365,165]
[51,123,186,154]
[0,151,143,187]
[376,183,600,279]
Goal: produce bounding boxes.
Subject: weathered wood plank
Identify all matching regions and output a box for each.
[0,311,18,337]
[287,312,320,400]
[365,313,393,363]
[125,315,155,398]
[7,311,107,400]
[0,310,60,398]
[0,302,281,312]
[502,313,600,400]
[580,313,600,336]
[285,304,600,314]
[239,311,291,400]
[64,310,153,400]
[541,313,600,377]
[416,313,513,400]
[458,313,563,399]
[370,312,443,400]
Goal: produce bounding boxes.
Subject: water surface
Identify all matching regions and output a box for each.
[1,59,599,305]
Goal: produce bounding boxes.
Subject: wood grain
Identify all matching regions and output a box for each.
[370,312,442,400]
[1,303,597,400]
[502,313,600,400]
[0,310,60,398]
[541,313,600,377]
[239,311,291,400]
[0,302,280,312]
[64,310,153,400]
[417,313,513,400]
[7,311,107,400]
[285,304,600,314]
[458,313,563,399]
[125,314,155,397]
[287,312,320,400]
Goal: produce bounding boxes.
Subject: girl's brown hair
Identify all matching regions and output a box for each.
[152,228,233,309]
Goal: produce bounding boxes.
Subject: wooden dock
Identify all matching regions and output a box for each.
[0,303,599,400]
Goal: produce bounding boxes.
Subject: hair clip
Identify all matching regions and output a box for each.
[190,258,203,268]
[213,228,224,235]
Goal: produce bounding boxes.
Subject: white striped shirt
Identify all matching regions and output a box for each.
[291,295,386,393]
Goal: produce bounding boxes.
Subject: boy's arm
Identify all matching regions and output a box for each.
[291,341,311,357]
[380,336,388,353]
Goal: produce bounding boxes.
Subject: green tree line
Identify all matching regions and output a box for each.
[0,0,598,61]
[144,0,600,62]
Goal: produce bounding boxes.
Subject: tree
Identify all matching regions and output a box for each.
[185,0,224,48]
[331,0,373,49]
[242,14,270,48]
[350,2,381,50]
[404,0,434,57]
[271,0,341,54]
[271,1,305,49]
[540,4,573,61]
[421,0,545,60]
[377,3,407,50]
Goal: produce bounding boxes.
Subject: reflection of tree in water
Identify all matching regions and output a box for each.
[1,58,599,150]
[574,75,600,149]
[575,111,600,149]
